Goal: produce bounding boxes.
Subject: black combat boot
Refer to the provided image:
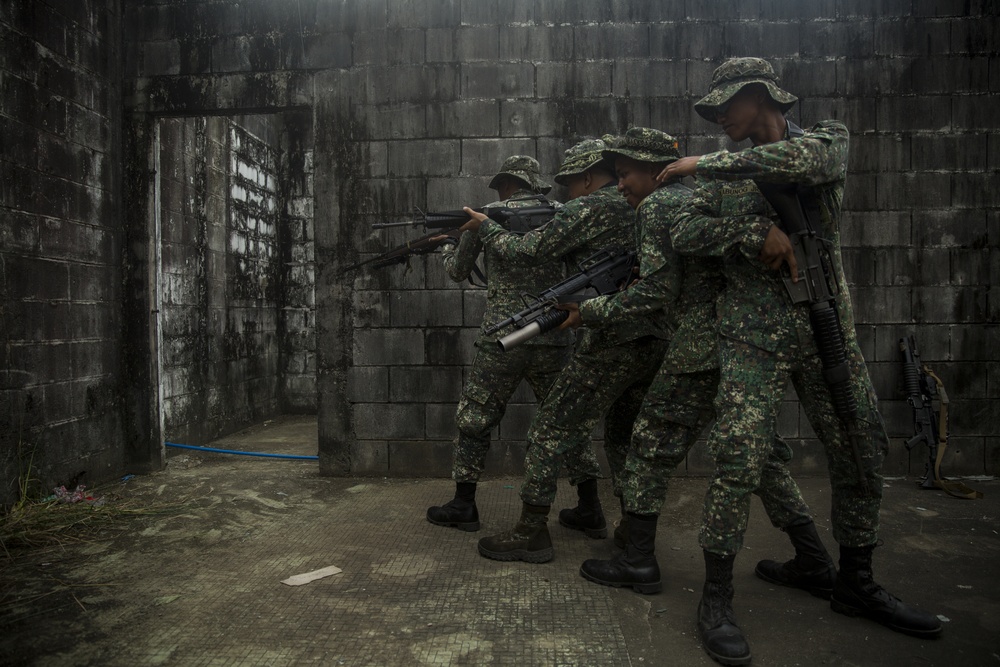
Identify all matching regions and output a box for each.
[755,520,836,599]
[698,551,751,666]
[613,496,629,549]
[558,479,607,539]
[478,503,553,563]
[580,513,661,594]
[830,544,943,638]
[427,482,480,532]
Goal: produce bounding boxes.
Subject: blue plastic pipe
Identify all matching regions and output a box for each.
[165,441,319,460]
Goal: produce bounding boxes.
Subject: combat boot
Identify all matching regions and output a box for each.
[755,520,836,599]
[478,503,553,563]
[580,513,661,594]
[830,545,943,638]
[698,551,751,666]
[613,497,629,549]
[426,482,480,532]
[558,479,607,539]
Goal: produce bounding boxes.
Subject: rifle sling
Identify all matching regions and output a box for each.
[924,367,983,500]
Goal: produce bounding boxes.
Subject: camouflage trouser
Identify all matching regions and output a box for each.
[520,336,668,506]
[700,336,887,555]
[625,366,813,529]
[453,342,572,483]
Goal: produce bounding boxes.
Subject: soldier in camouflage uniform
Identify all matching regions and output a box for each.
[557,128,831,600]
[427,156,575,532]
[458,138,669,563]
[661,57,942,665]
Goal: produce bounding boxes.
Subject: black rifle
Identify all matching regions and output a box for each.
[755,181,871,494]
[339,199,557,275]
[485,248,637,351]
[899,335,982,499]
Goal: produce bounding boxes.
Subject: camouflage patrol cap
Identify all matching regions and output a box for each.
[602,127,681,166]
[694,57,798,123]
[553,136,614,186]
[488,155,552,195]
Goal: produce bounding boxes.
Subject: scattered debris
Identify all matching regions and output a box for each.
[281,565,343,586]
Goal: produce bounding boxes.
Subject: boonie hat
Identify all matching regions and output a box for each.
[553,136,614,186]
[602,127,681,166]
[489,155,552,195]
[694,57,798,123]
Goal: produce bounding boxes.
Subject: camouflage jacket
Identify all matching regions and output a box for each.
[670,120,859,359]
[441,189,572,347]
[579,182,725,373]
[479,183,666,351]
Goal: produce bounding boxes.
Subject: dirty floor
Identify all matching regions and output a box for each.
[2,415,998,666]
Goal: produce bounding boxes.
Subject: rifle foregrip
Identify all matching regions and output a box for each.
[496,309,568,352]
[810,302,857,422]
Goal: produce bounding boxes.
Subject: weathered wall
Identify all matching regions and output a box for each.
[0,0,125,505]
[3,0,997,501]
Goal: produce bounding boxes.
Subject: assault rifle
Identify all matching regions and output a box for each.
[338,199,557,275]
[899,335,982,499]
[485,248,637,352]
[755,181,871,494]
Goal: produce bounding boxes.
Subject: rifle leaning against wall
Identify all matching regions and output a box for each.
[337,198,558,277]
[754,180,872,495]
[899,335,983,499]
[484,248,637,352]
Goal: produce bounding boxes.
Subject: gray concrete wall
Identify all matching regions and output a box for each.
[0,0,125,505]
[3,0,998,503]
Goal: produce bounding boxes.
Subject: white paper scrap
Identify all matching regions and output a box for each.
[281,565,343,586]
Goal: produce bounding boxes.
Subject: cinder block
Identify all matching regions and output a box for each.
[536,62,614,99]
[849,134,910,173]
[462,62,535,99]
[950,248,992,286]
[460,0,498,25]
[347,366,388,403]
[651,22,723,60]
[953,173,1000,209]
[352,290,391,328]
[499,100,564,138]
[647,97,699,138]
[985,437,1000,476]
[951,324,1000,363]
[876,173,951,210]
[574,24,649,60]
[389,367,463,403]
[350,440,389,475]
[387,440,453,476]
[498,403,538,440]
[353,402,424,439]
[721,23,800,60]
[877,96,951,132]
[840,247,876,286]
[799,97,876,134]
[932,360,988,399]
[875,17,951,55]
[850,285,913,324]
[353,29,423,66]
[387,0,460,29]
[949,15,1000,54]
[315,0,386,32]
[686,1,762,20]
[387,140,460,177]
[937,436,985,475]
[353,329,425,366]
[483,441,529,477]
[874,323,949,363]
[390,289,463,327]
[803,22,874,59]
[843,176,876,211]
[912,209,988,248]
[427,100,498,138]
[499,25,574,62]
[455,26,498,61]
[461,138,538,176]
[567,99,626,138]
[913,285,988,324]
[368,64,459,105]
[911,56,990,94]
[426,404,457,440]
[612,60,685,99]
[462,290,487,328]
[425,328,476,366]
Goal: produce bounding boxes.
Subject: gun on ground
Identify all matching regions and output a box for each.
[755,181,871,495]
[899,335,982,499]
[338,200,557,275]
[484,248,637,352]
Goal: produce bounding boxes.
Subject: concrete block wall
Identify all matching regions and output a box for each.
[0,0,125,505]
[3,0,991,496]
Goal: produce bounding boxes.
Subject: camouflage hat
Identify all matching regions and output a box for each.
[694,57,798,123]
[553,137,613,186]
[488,155,552,194]
[602,127,681,166]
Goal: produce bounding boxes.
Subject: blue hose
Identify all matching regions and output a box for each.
[165,441,319,460]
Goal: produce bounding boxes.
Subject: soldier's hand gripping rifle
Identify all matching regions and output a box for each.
[338,199,557,275]
[484,248,637,352]
[899,335,983,499]
[755,181,872,495]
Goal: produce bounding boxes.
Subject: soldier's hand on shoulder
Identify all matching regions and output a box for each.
[658,156,700,182]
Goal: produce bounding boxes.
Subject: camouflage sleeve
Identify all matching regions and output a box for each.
[696,121,849,185]
[669,182,772,259]
[479,198,593,267]
[579,196,681,325]
[440,229,483,283]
